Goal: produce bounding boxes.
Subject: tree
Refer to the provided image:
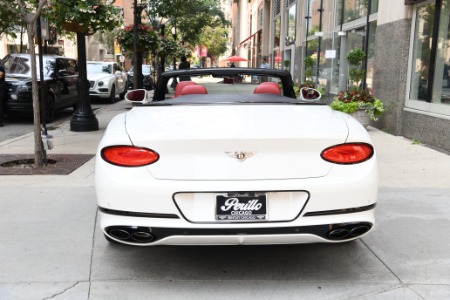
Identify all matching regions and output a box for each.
[199,26,228,64]
[0,6,21,38]
[1,0,122,167]
[2,0,49,167]
[148,0,229,48]
[44,0,123,132]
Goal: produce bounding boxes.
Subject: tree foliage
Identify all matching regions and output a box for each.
[199,26,228,60]
[0,5,21,38]
[148,0,229,47]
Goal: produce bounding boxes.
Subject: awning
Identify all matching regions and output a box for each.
[238,30,262,49]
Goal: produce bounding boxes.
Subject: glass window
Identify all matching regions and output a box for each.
[410,3,434,101]
[308,0,322,35]
[432,0,450,106]
[274,16,281,48]
[286,3,296,44]
[338,0,378,24]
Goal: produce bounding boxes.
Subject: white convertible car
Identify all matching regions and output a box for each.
[95,68,378,246]
[87,61,128,103]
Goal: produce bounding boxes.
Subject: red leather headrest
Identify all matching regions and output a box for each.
[254,83,281,94]
[175,81,197,97]
[180,85,208,95]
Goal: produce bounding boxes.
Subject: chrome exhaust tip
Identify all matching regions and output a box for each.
[326,223,372,240]
[109,229,131,240]
[106,226,155,244]
[131,231,155,243]
[328,228,350,240]
[349,225,370,237]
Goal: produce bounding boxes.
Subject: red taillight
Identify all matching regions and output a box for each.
[101,146,159,167]
[321,143,374,164]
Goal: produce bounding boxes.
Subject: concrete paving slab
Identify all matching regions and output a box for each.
[0,282,89,300]
[0,187,97,282]
[364,188,450,285]
[361,286,424,300]
[369,128,450,189]
[91,225,398,283]
[410,284,450,299]
[88,281,402,300]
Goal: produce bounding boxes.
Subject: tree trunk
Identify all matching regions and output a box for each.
[27,22,44,167]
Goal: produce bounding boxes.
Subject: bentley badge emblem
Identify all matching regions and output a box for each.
[225,151,257,162]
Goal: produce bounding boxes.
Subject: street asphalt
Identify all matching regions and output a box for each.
[0,99,449,300]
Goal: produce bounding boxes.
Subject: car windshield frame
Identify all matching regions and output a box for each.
[153,68,297,102]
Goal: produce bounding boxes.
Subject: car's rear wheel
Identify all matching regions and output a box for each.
[108,85,116,103]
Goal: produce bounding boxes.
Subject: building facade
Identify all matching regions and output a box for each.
[231,0,449,152]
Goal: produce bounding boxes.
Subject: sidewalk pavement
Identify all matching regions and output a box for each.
[0,100,449,299]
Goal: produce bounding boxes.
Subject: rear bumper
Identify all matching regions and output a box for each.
[99,208,375,246]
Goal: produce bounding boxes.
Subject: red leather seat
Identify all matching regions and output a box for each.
[180,85,208,95]
[253,83,281,94]
[175,81,197,97]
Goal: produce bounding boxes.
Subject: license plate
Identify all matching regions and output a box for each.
[216,193,267,221]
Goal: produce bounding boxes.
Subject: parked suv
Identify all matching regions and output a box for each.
[127,64,154,90]
[87,61,128,103]
[1,53,79,122]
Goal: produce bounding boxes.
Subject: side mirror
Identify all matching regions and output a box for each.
[114,71,122,76]
[125,89,153,104]
[299,87,321,102]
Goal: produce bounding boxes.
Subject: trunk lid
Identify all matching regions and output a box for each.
[125,104,348,180]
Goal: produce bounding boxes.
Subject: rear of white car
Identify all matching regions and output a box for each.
[95,103,377,246]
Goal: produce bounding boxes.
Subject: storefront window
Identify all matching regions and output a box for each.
[409,0,450,109]
[410,3,434,101]
[432,0,450,105]
[286,3,296,44]
[336,0,379,25]
[274,16,281,48]
[308,0,322,35]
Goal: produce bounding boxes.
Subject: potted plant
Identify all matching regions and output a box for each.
[330,48,384,127]
[46,0,122,35]
[330,88,384,125]
[117,24,160,53]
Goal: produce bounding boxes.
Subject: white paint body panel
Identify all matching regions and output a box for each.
[125,105,348,180]
[95,102,378,246]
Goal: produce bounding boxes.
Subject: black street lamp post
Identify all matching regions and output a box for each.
[70,33,99,132]
[171,26,178,89]
[159,24,166,79]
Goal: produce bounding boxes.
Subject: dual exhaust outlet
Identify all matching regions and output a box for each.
[105,223,372,245]
[106,226,155,244]
[326,223,371,240]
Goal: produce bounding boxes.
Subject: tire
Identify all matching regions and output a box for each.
[108,85,116,103]
[43,94,56,123]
